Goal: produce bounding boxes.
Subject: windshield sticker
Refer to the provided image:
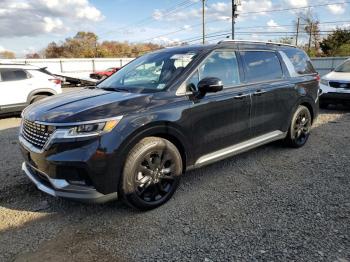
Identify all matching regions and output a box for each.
[157,84,166,89]
[170,53,195,60]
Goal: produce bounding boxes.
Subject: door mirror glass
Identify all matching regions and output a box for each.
[197,77,223,93]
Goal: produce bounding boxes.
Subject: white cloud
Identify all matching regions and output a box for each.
[266,19,286,31]
[328,4,346,15]
[43,17,64,33]
[286,0,308,8]
[0,46,5,52]
[0,0,103,37]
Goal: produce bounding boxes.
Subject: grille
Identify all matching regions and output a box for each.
[329,81,350,89]
[21,119,55,149]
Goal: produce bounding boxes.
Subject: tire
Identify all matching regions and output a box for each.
[120,137,183,210]
[285,105,312,148]
[31,95,48,104]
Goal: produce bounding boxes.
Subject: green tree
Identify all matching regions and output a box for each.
[320,28,350,56]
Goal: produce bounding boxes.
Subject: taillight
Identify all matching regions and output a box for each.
[49,78,61,85]
[315,74,320,82]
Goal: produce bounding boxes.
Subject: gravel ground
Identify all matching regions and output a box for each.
[0,108,349,262]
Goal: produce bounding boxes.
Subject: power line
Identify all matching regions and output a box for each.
[179,20,350,43]
[132,1,350,43]
[99,0,198,38]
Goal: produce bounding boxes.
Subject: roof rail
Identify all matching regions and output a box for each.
[217,39,296,48]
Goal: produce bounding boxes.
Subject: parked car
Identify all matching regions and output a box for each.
[319,58,350,108]
[90,67,120,80]
[0,64,62,115]
[19,40,320,210]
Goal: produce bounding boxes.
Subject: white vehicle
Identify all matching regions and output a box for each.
[0,64,62,115]
[320,58,350,108]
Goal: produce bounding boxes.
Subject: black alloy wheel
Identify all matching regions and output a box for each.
[286,105,312,148]
[121,137,182,210]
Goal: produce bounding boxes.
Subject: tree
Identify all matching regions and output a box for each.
[320,28,350,56]
[62,32,98,58]
[44,42,64,58]
[277,37,294,45]
[43,32,164,58]
[296,10,321,53]
[26,53,41,59]
[0,51,15,59]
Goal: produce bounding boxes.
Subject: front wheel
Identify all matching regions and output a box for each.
[285,105,312,148]
[120,137,182,210]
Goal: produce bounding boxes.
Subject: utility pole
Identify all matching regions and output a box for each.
[202,0,206,44]
[295,17,300,46]
[232,0,241,40]
[308,22,313,53]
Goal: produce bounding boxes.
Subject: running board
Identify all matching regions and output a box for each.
[194,130,286,168]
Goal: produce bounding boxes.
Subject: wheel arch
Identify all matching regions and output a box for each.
[27,89,57,104]
[118,121,191,174]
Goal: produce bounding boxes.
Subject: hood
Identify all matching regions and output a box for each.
[23,88,151,123]
[323,71,350,81]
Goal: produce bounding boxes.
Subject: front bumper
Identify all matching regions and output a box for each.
[22,162,118,203]
[320,92,350,103]
[319,83,350,103]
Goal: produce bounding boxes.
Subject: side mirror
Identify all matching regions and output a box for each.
[197,77,223,94]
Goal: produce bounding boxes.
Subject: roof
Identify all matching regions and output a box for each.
[217,39,297,48]
[0,63,41,70]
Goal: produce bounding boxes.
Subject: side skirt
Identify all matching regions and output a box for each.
[192,130,287,169]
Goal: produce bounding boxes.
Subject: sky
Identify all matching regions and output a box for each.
[0,0,349,57]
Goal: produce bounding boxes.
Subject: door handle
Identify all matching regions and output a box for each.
[253,89,267,96]
[234,93,250,99]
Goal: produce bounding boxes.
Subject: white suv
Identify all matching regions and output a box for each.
[0,64,62,115]
[320,58,350,108]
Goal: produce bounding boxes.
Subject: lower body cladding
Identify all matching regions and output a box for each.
[19,135,122,203]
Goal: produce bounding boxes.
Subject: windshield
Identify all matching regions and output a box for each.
[335,60,350,73]
[98,49,198,92]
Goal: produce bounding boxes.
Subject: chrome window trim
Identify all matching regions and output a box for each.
[176,49,288,96]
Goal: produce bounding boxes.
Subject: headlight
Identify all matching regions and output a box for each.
[57,117,122,139]
[320,79,329,86]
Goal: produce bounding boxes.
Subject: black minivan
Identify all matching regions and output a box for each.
[19,40,320,210]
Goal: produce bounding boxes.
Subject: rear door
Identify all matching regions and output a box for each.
[239,50,296,137]
[0,69,32,107]
[187,50,252,162]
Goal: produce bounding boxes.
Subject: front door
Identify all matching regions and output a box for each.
[186,50,252,163]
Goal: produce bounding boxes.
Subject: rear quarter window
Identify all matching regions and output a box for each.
[240,51,283,82]
[281,48,316,75]
[0,69,30,81]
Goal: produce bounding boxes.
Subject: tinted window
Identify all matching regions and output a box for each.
[335,60,350,73]
[240,51,283,82]
[282,48,316,75]
[0,69,28,82]
[198,51,240,88]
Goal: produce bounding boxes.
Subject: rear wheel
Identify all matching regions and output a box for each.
[31,95,49,104]
[121,137,182,210]
[285,105,312,148]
